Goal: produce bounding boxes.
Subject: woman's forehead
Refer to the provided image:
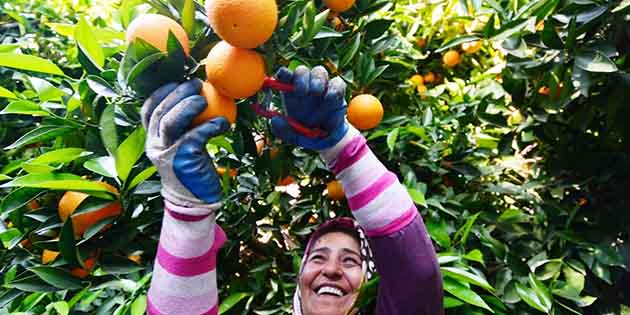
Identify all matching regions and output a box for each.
[311,231,361,252]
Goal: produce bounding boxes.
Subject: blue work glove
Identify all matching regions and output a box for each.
[141,79,230,209]
[271,65,349,151]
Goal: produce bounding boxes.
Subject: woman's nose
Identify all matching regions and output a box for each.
[321,260,343,279]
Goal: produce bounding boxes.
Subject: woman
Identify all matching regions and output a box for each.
[141,66,443,315]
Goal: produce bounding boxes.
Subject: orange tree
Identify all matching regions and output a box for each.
[0,0,629,314]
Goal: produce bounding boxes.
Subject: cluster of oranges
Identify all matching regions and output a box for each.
[125,0,280,125]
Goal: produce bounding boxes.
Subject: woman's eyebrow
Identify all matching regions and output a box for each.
[341,248,361,257]
[310,247,330,255]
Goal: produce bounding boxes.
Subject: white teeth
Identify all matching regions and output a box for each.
[317,286,343,296]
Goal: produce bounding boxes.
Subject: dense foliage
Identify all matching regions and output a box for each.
[0,0,629,314]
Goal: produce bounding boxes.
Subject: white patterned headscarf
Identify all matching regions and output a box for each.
[293,217,377,315]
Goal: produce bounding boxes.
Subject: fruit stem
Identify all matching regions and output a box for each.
[250,103,327,138]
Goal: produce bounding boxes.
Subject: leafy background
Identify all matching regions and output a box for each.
[0,0,629,314]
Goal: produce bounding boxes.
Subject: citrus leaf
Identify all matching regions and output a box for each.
[114,127,146,182]
[443,277,494,312]
[29,148,90,165]
[6,275,58,292]
[0,100,50,116]
[83,156,118,178]
[441,267,494,292]
[130,294,147,315]
[575,50,618,73]
[86,75,117,98]
[0,53,65,76]
[0,86,16,99]
[128,166,157,190]
[75,17,104,68]
[4,125,75,150]
[29,267,83,290]
[436,35,480,53]
[59,219,78,265]
[99,104,118,156]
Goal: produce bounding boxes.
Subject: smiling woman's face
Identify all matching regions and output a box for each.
[299,231,364,315]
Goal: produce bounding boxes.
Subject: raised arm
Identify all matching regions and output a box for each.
[270,66,443,314]
[141,80,231,315]
[320,128,443,315]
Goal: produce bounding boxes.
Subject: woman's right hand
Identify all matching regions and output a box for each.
[141,79,230,208]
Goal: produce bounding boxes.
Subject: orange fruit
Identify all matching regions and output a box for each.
[269,146,280,159]
[277,176,295,186]
[205,41,266,99]
[347,94,384,130]
[27,199,40,210]
[193,81,237,125]
[70,256,96,279]
[42,249,60,264]
[216,166,238,177]
[125,14,190,55]
[443,50,461,67]
[206,0,277,49]
[410,74,424,86]
[416,84,428,97]
[128,254,142,264]
[461,41,482,54]
[423,72,436,84]
[415,38,426,49]
[58,182,122,237]
[538,86,550,95]
[20,239,32,250]
[324,0,356,13]
[326,180,345,201]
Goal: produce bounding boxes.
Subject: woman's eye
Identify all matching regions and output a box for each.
[310,255,325,262]
[343,258,359,265]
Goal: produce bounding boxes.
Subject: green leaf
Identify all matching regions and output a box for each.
[407,187,427,207]
[4,126,75,150]
[81,217,115,241]
[436,35,479,53]
[0,173,115,198]
[75,17,104,68]
[612,0,630,12]
[48,301,69,315]
[84,156,118,178]
[6,275,58,292]
[30,148,89,165]
[563,265,585,292]
[364,19,394,40]
[0,187,42,216]
[340,34,361,68]
[443,277,494,312]
[86,76,117,97]
[575,50,618,73]
[463,249,485,265]
[453,212,480,246]
[528,273,553,311]
[307,9,330,42]
[515,282,550,313]
[0,100,50,116]
[181,0,195,35]
[128,166,157,190]
[442,267,494,292]
[100,104,118,156]
[130,294,147,315]
[29,267,83,290]
[425,219,451,248]
[0,86,16,99]
[0,53,65,76]
[444,296,465,308]
[491,17,536,42]
[99,255,144,274]
[218,292,251,314]
[59,219,78,265]
[386,127,399,152]
[115,127,146,182]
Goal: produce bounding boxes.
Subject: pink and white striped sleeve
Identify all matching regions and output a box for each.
[320,127,418,237]
[146,200,225,315]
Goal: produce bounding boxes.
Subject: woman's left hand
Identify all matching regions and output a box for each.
[270,65,349,151]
